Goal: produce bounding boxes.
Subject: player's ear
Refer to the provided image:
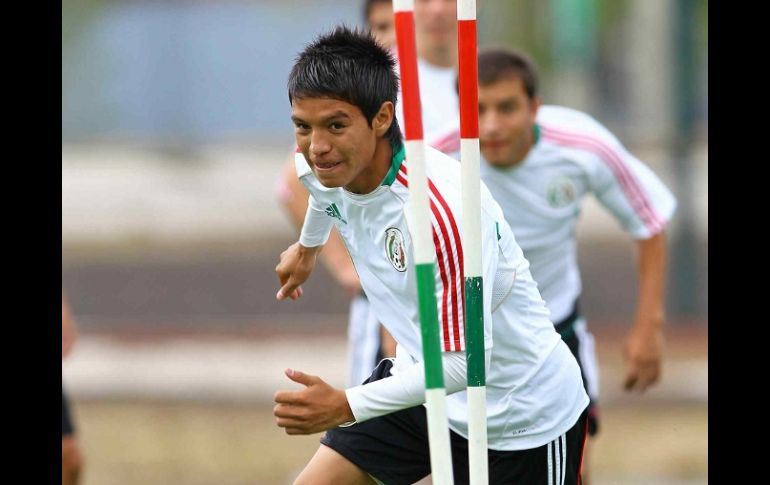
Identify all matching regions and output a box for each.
[530,95,541,116]
[373,101,394,137]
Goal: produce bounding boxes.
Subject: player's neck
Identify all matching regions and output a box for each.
[506,127,538,168]
[418,45,456,69]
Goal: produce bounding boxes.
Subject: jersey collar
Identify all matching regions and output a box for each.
[381,143,406,186]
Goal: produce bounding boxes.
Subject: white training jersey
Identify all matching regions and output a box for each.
[394,57,460,143]
[295,144,588,450]
[443,105,677,322]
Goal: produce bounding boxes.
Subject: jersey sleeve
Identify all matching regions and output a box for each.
[344,351,470,424]
[582,125,677,239]
[294,150,335,247]
[298,198,333,247]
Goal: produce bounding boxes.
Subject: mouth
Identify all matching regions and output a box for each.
[482,140,509,151]
[313,161,342,172]
[428,26,453,36]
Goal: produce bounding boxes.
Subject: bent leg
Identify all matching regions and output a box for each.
[294,444,377,485]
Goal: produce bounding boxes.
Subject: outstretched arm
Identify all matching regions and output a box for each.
[273,351,472,434]
[278,155,361,297]
[275,173,334,300]
[623,231,667,392]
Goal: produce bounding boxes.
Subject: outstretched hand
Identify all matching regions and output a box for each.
[275,243,320,301]
[273,368,354,435]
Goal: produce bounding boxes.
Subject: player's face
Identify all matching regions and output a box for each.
[478,77,540,168]
[368,3,396,49]
[292,96,393,194]
[414,0,456,50]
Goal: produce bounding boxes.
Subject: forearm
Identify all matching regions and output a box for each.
[634,232,667,329]
[279,158,355,285]
[344,351,471,424]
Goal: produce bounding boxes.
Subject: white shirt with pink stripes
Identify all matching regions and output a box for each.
[444,105,677,323]
[294,144,588,450]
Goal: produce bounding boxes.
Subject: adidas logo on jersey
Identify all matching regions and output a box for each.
[324,203,347,224]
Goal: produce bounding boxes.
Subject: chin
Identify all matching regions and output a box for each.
[316,177,342,188]
[313,172,345,188]
[485,156,514,168]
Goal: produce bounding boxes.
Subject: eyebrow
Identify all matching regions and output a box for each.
[291,111,351,124]
[496,97,518,105]
[479,96,517,106]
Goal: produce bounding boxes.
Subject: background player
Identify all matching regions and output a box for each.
[439,47,677,483]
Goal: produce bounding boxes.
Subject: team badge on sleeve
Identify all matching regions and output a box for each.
[385,227,407,272]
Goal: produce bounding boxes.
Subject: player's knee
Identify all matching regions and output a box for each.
[62,437,83,478]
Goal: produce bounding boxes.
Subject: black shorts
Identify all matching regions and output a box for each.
[321,359,588,485]
[556,303,600,437]
[562,330,599,437]
[62,386,75,437]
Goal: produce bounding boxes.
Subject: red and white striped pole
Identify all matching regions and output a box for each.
[393,1,455,483]
[457,1,489,484]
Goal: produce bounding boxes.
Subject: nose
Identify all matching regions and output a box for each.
[309,130,332,158]
[480,111,499,138]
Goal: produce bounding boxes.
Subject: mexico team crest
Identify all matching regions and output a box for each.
[385,227,407,272]
[546,176,576,208]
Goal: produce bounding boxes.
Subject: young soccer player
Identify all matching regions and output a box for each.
[275,0,462,387]
[274,27,589,485]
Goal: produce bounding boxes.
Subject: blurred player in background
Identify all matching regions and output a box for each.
[62,295,83,485]
[395,0,460,142]
[276,0,461,387]
[439,47,677,483]
[364,0,396,50]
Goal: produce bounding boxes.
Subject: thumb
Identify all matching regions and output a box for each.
[623,364,639,391]
[277,278,300,300]
[285,368,320,387]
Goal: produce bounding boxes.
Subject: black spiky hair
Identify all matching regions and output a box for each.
[288,25,402,148]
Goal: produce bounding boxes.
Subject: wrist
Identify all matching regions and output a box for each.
[298,243,322,257]
[632,313,664,334]
[337,389,355,426]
